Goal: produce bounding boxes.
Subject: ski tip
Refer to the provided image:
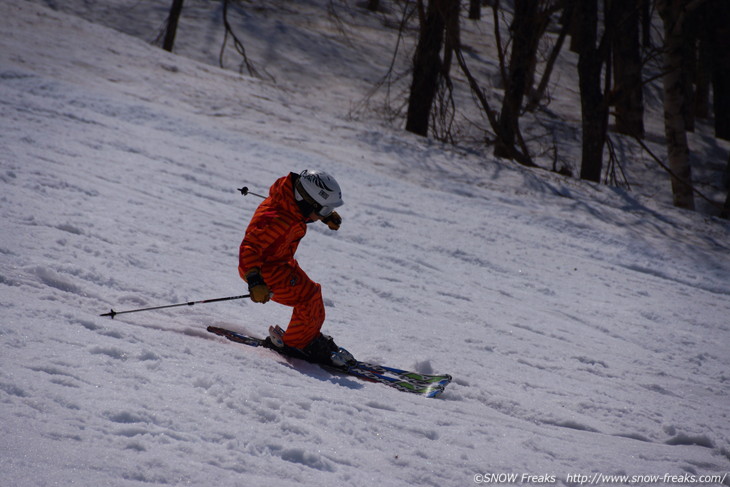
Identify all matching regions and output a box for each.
[425,385,446,398]
[206,326,265,347]
[206,325,227,335]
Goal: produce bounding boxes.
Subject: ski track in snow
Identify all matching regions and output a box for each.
[1,2,730,486]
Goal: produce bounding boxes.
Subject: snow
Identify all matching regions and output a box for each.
[1,1,729,486]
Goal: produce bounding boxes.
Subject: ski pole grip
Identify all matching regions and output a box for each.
[237,186,266,199]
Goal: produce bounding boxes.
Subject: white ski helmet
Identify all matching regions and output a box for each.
[295,169,343,217]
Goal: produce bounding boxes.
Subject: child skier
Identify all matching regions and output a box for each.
[238,169,353,367]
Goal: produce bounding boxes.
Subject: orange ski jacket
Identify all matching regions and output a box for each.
[239,173,307,280]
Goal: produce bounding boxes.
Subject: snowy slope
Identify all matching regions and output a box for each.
[28,0,730,216]
[1,2,729,486]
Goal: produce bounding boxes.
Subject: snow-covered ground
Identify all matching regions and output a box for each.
[1,1,729,486]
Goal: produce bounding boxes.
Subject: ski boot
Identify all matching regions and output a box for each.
[303,333,355,367]
[330,346,356,368]
[267,325,285,348]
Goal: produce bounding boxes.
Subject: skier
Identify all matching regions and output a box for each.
[238,169,354,367]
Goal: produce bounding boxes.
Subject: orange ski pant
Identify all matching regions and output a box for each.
[263,261,325,349]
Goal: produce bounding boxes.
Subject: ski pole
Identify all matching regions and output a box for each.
[100,294,250,319]
[237,186,266,199]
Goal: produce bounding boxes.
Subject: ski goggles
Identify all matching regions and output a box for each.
[296,180,336,217]
[315,204,335,218]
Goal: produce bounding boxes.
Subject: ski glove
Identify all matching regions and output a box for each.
[322,211,341,231]
[246,269,271,303]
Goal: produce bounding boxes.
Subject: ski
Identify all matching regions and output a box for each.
[340,365,446,397]
[353,363,452,386]
[206,326,450,397]
[207,326,264,347]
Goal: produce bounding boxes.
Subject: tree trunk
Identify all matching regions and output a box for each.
[442,0,460,74]
[694,5,711,120]
[468,0,481,20]
[708,0,730,140]
[722,153,730,219]
[576,0,609,182]
[568,0,582,54]
[640,0,652,48]
[527,3,572,111]
[681,12,697,133]
[163,0,184,52]
[494,0,541,159]
[406,0,449,137]
[658,0,695,210]
[611,0,645,138]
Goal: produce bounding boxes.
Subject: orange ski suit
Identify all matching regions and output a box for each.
[238,173,325,349]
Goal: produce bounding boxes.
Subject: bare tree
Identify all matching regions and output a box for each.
[405,0,457,137]
[527,3,573,111]
[468,0,481,20]
[693,4,712,120]
[162,0,184,52]
[493,0,552,160]
[720,157,730,219]
[706,0,730,140]
[575,0,610,183]
[640,0,652,48]
[367,0,380,12]
[657,0,702,210]
[453,46,536,167]
[220,0,261,78]
[610,0,644,137]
